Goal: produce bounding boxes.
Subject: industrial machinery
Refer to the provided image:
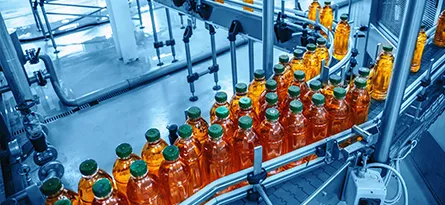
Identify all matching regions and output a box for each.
[0,0,445,204]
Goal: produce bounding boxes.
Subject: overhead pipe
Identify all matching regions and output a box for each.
[262,0,275,78]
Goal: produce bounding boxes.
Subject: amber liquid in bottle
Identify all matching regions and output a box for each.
[212,112,236,145]
[290,56,307,76]
[259,94,280,122]
[302,81,322,114]
[279,87,300,117]
[325,88,350,136]
[320,3,333,31]
[316,42,330,66]
[233,116,258,186]
[273,70,291,105]
[126,161,166,205]
[347,79,371,126]
[186,107,210,146]
[280,101,307,168]
[333,15,350,60]
[210,92,230,122]
[141,138,168,177]
[112,153,141,195]
[43,178,80,205]
[248,71,266,116]
[411,27,427,73]
[92,180,128,205]
[308,0,321,28]
[230,89,248,118]
[279,56,294,85]
[306,94,328,145]
[79,169,117,205]
[215,0,224,3]
[235,97,261,133]
[371,49,394,100]
[243,0,254,12]
[434,10,445,47]
[304,46,321,79]
[292,71,310,98]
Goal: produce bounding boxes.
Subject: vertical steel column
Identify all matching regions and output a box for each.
[184,20,197,102]
[230,40,238,92]
[347,0,352,19]
[179,13,185,29]
[248,39,255,81]
[29,0,41,31]
[136,0,144,28]
[38,1,58,53]
[262,0,274,78]
[165,8,177,63]
[374,0,427,163]
[148,0,163,66]
[208,24,221,90]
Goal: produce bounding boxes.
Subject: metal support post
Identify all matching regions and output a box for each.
[29,0,40,31]
[294,0,300,10]
[207,23,221,90]
[281,0,285,14]
[320,59,329,86]
[246,146,268,202]
[374,0,427,163]
[148,0,164,66]
[183,21,198,102]
[165,8,177,63]
[136,0,144,28]
[347,0,352,19]
[262,0,274,78]
[179,13,185,29]
[228,20,242,92]
[38,0,58,53]
[31,0,47,41]
[248,39,255,81]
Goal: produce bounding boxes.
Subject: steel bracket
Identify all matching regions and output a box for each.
[208,64,219,73]
[165,39,176,46]
[187,72,199,83]
[228,20,242,42]
[154,41,164,49]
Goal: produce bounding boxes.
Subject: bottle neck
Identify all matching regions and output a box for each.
[215,101,227,106]
[255,77,265,82]
[133,170,149,180]
[216,116,230,121]
[95,191,113,201]
[240,107,252,111]
[82,168,99,179]
[147,139,161,145]
[236,92,247,96]
[210,137,223,142]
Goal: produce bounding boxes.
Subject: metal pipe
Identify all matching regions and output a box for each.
[136,0,144,28]
[44,2,105,9]
[209,25,220,90]
[230,40,238,92]
[254,184,273,205]
[262,0,275,78]
[39,4,58,53]
[165,8,177,62]
[184,30,196,100]
[45,12,107,18]
[374,0,427,163]
[148,0,163,66]
[51,8,105,31]
[248,39,255,81]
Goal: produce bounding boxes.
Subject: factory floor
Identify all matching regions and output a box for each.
[0,0,441,204]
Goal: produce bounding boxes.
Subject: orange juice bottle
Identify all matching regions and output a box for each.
[112,143,141,195]
[202,124,233,187]
[308,0,321,28]
[371,45,394,100]
[186,106,209,145]
[322,74,341,102]
[325,87,350,135]
[259,93,279,122]
[348,67,370,91]
[333,14,350,60]
[347,78,370,126]
[304,44,321,79]
[243,0,254,12]
[306,93,328,144]
[280,85,301,116]
[210,91,230,122]
[158,146,193,204]
[316,38,330,66]
[41,178,79,205]
[280,100,307,168]
[434,10,445,47]
[320,1,333,31]
[289,49,309,77]
[230,83,248,116]
[258,108,286,175]
[126,160,166,204]
[291,70,310,97]
[273,64,291,104]
[233,116,258,174]
[235,97,261,132]
[215,0,224,3]
[258,79,278,113]
[278,54,294,83]
[411,24,427,73]
[248,69,266,115]
[92,179,128,205]
[141,128,168,177]
[78,159,117,205]
[302,80,322,114]
[211,106,235,145]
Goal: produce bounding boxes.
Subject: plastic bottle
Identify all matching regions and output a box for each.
[434,10,445,47]
[411,24,427,73]
[280,86,301,116]
[112,143,141,195]
[273,64,291,104]
[175,124,206,192]
[92,179,128,205]
[243,0,254,12]
[41,178,79,205]
[325,87,350,135]
[141,128,168,177]
[320,1,333,31]
[258,108,286,175]
[215,0,224,3]
[289,49,309,77]
[235,97,261,132]
[333,14,350,60]
[291,70,310,97]
[371,45,394,100]
[259,93,279,122]
[322,74,341,102]
[306,93,328,144]
[158,146,193,204]
[230,83,248,117]
[212,106,235,145]
[55,199,73,205]
[347,78,370,126]
[316,38,330,66]
[258,79,278,113]
[185,106,210,145]
[210,91,230,122]
[308,0,321,28]
[78,159,117,205]
[302,80,322,114]
[233,116,258,175]
[248,69,267,115]
[348,67,370,91]
[126,160,166,205]
[304,44,321,79]
[278,54,294,83]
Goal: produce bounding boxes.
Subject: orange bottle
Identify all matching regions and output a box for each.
[306,93,328,144]
[289,49,309,78]
[243,0,254,12]
[235,97,261,132]
[280,85,301,116]
[320,1,333,31]
[215,0,224,3]
[175,124,206,192]
[302,80,322,114]
[325,87,350,135]
[273,64,291,104]
[92,179,128,205]
[212,106,235,145]
[411,24,427,73]
[230,83,248,117]
[258,79,278,113]
[158,146,193,204]
[371,45,394,100]
[233,116,258,174]
[308,0,321,28]
[259,93,279,122]
[55,199,72,205]
[112,143,141,195]
[280,100,307,168]
[322,74,341,102]
[141,128,168,177]
[434,10,445,47]
[78,159,117,205]
[258,108,286,175]
[248,69,267,115]
[316,38,330,66]
[41,178,79,205]
[348,67,370,91]
[333,14,350,60]
[126,160,166,204]
[304,44,321,79]
[291,70,310,97]
[347,78,370,126]
[186,106,209,145]
[210,91,230,122]
[278,54,294,83]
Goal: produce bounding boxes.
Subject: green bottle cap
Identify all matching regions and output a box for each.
[215,91,227,103]
[239,97,252,109]
[187,106,202,119]
[145,128,161,142]
[235,83,248,93]
[265,93,278,105]
[254,69,265,79]
[317,38,326,45]
[288,86,301,98]
[274,64,285,74]
[358,67,370,77]
[79,159,98,176]
[163,145,180,161]
[266,79,277,90]
[290,100,303,113]
[178,124,193,139]
[312,93,325,106]
[279,55,290,63]
[307,43,317,51]
[238,116,253,129]
[115,143,132,159]
[265,108,280,121]
[55,199,72,205]
[293,49,304,58]
[130,160,148,177]
[309,80,322,90]
[329,75,342,85]
[215,106,230,119]
[208,124,223,139]
[340,14,348,21]
[325,0,331,5]
[40,178,62,196]
[382,44,393,52]
[294,70,306,81]
[92,178,112,198]
[354,77,367,88]
[420,24,425,29]
[333,87,347,99]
